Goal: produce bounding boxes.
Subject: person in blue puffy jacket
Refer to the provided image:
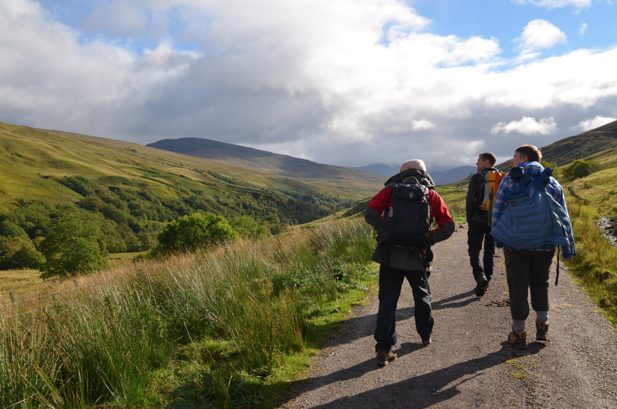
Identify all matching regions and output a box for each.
[492,144,575,349]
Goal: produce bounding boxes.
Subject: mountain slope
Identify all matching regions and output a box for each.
[495,120,617,170]
[150,137,476,186]
[541,120,617,165]
[0,122,380,206]
[147,137,383,183]
[0,121,382,260]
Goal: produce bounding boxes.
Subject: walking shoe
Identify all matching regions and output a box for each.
[375,349,397,366]
[422,337,432,347]
[536,322,550,341]
[507,330,527,350]
[475,277,489,297]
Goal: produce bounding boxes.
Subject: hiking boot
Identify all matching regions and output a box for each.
[375,349,397,366]
[475,277,489,297]
[536,322,550,341]
[422,337,432,347]
[507,330,527,350]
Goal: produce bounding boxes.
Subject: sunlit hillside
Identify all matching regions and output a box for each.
[0,121,381,208]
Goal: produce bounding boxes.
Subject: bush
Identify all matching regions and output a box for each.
[39,215,107,277]
[563,159,599,181]
[0,236,45,269]
[151,212,236,256]
[229,215,270,239]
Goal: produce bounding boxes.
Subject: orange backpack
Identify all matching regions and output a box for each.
[479,169,505,213]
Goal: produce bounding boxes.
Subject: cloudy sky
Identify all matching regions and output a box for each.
[1,0,617,169]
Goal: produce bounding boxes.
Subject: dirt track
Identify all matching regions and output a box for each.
[280,227,617,408]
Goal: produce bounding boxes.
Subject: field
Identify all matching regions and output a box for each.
[0,218,377,408]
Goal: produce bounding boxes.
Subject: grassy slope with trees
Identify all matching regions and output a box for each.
[0,121,381,273]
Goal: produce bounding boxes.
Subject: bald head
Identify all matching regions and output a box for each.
[400,159,427,173]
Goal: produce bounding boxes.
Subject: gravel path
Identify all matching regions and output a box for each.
[280,227,617,409]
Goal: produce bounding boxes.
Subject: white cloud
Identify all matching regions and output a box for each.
[491,117,558,135]
[579,22,588,36]
[578,116,617,131]
[411,119,435,131]
[2,0,617,168]
[513,0,591,9]
[517,20,566,55]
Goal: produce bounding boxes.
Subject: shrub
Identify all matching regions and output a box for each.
[563,159,599,181]
[229,215,270,239]
[39,214,107,277]
[151,212,236,256]
[0,236,45,269]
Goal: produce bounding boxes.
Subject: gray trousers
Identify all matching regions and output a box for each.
[504,247,555,321]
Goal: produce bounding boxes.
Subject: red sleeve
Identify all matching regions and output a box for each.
[366,187,392,220]
[428,189,454,234]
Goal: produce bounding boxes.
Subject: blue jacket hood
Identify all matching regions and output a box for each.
[519,161,544,175]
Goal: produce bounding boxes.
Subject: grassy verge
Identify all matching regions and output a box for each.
[0,218,377,408]
[436,183,467,225]
[565,201,617,327]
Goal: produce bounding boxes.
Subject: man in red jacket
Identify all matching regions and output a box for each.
[365,159,455,366]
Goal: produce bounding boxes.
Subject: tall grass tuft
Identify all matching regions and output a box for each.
[0,218,375,407]
[567,202,617,326]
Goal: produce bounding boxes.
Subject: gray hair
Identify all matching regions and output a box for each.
[400,159,427,172]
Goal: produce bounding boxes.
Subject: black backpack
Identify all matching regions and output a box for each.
[380,180,431,248]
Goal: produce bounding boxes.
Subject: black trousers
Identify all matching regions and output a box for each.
[374,264,433,350]
[504,247,554,320]
[467,220,495,282]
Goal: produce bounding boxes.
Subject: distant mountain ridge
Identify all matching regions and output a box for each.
[147,138,383,183]
[354,163,475,185]
[353,163,400,178]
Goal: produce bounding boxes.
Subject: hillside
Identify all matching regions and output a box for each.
[0,121,382,265]
[147,137,384,183]
[541,120,617,165]
[495,120,617,170]
[567,145,617,220]
[0,123,380,205]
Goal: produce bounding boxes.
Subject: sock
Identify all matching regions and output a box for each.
[512,320,525,334]
[536,311,549,324]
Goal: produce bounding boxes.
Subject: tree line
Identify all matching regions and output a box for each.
[0,174,352,276]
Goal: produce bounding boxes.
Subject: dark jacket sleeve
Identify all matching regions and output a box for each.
[466,173,483,222]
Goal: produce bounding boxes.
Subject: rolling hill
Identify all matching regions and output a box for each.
[0,121,382,266]
[495,120,617,170]
[147,137,384,182]
[149,138,475,186]
[541,120,617,165]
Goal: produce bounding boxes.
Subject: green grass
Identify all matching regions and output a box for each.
[0,218,377,408]
[556,148,617,327]
[435,183,469,225]
[565,202,617,327]
[567,148,617,220]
